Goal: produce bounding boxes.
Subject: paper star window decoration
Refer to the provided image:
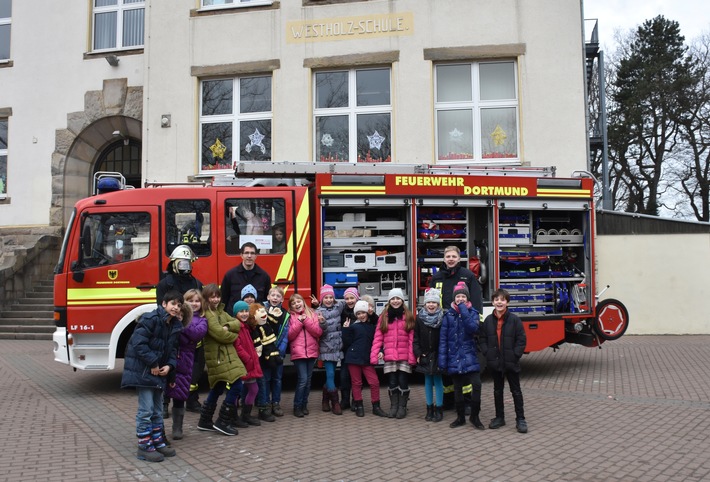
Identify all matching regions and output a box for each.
[490,125,507,146]
[321,133,334,147]
[245,128,267,154]
[367,130,385,150]
[209,138,227,160]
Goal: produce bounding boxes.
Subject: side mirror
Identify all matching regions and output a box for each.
[71,261,85,283]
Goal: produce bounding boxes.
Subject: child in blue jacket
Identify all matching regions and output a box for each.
[121,290,184,462]
[437,282,484,430]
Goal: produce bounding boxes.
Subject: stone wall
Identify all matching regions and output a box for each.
[0,226,62,309]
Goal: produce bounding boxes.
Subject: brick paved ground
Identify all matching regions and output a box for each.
[1,335,709,481]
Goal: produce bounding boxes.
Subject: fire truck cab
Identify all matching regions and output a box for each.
[53,163,629,371]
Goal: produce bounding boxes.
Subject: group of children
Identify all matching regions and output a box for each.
[122,277,528,463]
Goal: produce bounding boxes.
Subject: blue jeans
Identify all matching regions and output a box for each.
[293,358,316,408]
[136,387,163,434]
[424,373,444,406]
[323,360,337,391]
[257,361,284,406]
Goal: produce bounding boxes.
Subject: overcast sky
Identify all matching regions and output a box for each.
[584,0,709,44]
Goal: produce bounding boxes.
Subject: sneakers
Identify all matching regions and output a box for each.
[489,417,506,429]
[516,419,528,433]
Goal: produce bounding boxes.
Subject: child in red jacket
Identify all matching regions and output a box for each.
[233,300,264,427]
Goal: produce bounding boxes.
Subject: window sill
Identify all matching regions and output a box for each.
[0,60,13,69]
[83,48,144,61]
[0,196,10,204]
[191,1,279,17]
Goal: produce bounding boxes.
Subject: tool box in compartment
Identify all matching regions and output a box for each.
[343,252,376,269]
[324,272,358,298]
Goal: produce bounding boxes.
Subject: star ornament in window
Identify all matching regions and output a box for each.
[490,125,508,146]
[245,128,267,154]
[449,128,464,141]
[367,130,386,150]
[321,133,334,147]
[209,138,227,160]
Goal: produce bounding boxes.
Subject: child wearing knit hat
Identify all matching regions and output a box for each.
[312,283,347,415]
[370,288,416,419]
[341,300,388,417]
[438,281,483,430]
[413,288,445,422]
[241,284,257,304]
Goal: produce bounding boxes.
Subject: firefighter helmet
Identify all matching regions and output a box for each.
[170,245,197,262]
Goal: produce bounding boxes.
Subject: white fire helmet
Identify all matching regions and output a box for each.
[169,245,196,275]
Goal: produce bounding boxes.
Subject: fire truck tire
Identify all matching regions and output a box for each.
[593,298,629,341]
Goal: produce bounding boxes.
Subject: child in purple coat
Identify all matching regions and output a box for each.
[166,289,207,440]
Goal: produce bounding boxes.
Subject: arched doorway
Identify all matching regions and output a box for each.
[94,139,142,189]
[51,79,143,228]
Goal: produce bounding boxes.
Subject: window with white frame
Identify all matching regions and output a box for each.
[314,68,392,163]
[201,0,273,9]
[92,0,144,51]
[0,0,10,61]
[0,118,8,196]
[435,61,519,163]
[200,75,272,172]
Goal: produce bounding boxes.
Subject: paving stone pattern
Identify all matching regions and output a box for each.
[1,336,709,481]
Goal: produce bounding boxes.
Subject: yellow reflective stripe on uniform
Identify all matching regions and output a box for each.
[462,384,472,394]
[67,287,156,305]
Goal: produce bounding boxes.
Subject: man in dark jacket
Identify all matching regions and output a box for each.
[430,245,483,313]
[221,242,272,309]
[479,288,528,433]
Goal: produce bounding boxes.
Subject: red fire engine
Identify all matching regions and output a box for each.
[53,162,629,370]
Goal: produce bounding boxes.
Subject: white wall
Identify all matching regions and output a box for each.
[597,234,710,334]
[144,0,588,181]
[0,0,144,226]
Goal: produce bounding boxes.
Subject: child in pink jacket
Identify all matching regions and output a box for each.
[287,293,323,417]
[370,288,416,419]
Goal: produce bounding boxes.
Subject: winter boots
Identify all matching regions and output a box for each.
[396,389,410,419]
[186,390,202,413]
[259,406,276,422]
[151,426,176,457]
[372,401,388,417]
[272,402,284,417]
[321,386,331,412]
[340,389,351,411]
[328,389,342,415]
[136,430,164,462]
[171,407,185,440]
[388,388,400,418]
[469,398,485,430]
[490,388,506,429]
[354,400,365,417]
[450,402,467,428]
[213,403,239,436]
[425,404,434,421]
[197,401,217,432]
[432,406,444,423]
[241,404,261,426]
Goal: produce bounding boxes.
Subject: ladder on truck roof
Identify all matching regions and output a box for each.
[233,161,557,180]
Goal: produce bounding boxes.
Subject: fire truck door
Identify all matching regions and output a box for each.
[66,206,161,334]
[217,190,303,297]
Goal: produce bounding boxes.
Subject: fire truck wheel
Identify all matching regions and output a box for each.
[593,298,629,341]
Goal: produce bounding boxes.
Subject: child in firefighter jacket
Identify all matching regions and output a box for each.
[257,286,290,418]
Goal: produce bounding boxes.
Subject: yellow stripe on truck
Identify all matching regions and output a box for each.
[67,287,155,306]
[274,195,310,284]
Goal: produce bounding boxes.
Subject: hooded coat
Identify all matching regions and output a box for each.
[166,313,208,401]
[437,302,481,375]
[121,305,182,390]
[203,303,247,387]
